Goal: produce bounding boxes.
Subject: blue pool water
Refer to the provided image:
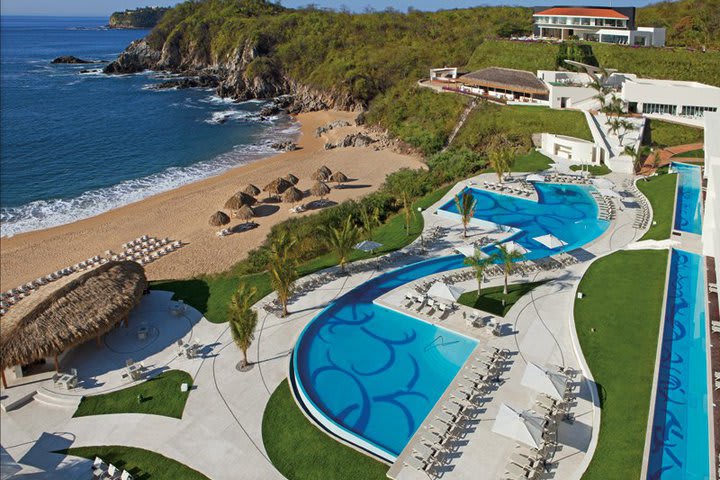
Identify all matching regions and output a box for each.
[439,183,609,260]
[671,162,703,235]
[293,255,477,459]
[647,249,708,480]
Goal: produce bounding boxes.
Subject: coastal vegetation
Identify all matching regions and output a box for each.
[637,173,679,241]
[263,380,388,480]
[637,0,720,49]
[109,7,170,29]
[61,446,209,480]
[73,370,193,419]
[575,250,668,479]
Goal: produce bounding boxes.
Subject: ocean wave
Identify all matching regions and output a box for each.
[0,120,299,237]
[204,109,270,125]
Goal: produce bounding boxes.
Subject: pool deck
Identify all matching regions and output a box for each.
[0,170,649,479]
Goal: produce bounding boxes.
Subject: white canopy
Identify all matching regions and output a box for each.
[455,245,488,258]
[492,403,546,449]
[526,174,545,182]
[591,178,615,189]
[503,241,529,255]
[533,233,568,249]
[520,362,569,401]
[599,188,622,199]
[427,282,465,302]
[354,240,383,252]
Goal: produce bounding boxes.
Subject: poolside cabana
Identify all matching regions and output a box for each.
[458,67,549,102]
[0,261,147,388]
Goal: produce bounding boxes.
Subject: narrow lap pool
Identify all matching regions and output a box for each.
[438,183,609,260]
[671,162,703,235]
[647,249,709,479]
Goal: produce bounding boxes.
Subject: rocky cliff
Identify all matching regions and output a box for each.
[109,7,170,29]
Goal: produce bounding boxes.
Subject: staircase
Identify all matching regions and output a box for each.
[34,388,82,409]
[444,99,478,151]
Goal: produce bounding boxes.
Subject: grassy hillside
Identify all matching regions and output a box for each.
[638,0,720,49]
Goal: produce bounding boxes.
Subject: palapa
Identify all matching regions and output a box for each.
[209,211,231,227]
[0,261,147,370]
[330,171,348,185]
[263,177,291,196]
[235,204,255,223]
[243,184,261,196]
[311,181,331,199]
[283,186,304,204]
[284,174,299,185]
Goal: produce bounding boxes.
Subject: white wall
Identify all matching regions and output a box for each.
[622,79,720,115]
[540,133,598,164]
[547,84,598,109]
[703,111,720,261]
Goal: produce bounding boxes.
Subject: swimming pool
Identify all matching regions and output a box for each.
[438,183,609,260]
[671,162,703,235]
[647,249,709,480]
[292,255,476,460]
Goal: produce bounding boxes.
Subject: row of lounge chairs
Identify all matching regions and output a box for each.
[403,293,456,321]
[92,457,133,480]
[629,185,651,229]
[546,173,591,185]
[404,349,508,475]
[483,181,534,197]
[589,190,617,221]
[113,237,182,266]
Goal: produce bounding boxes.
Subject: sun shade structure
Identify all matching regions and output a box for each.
[312,165,332,181]
[0,261,147,372]
[284,173,299,185]
[459,67,549,97]
[235,205,254,223]
[520,362,569,401]
[209,211,230,227]
[354,240,383,253]
[311,181,331,199]
[503,241,529,255]
[526,174,546,182]
[533,234,568,249]
[492,403,546,449]
[242,184,261,196]
[225,192,256,210]
[283,186,304,204]
[427,282,465,302]
[330,171,349,184]
[263,177,291,196]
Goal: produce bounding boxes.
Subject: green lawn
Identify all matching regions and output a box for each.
[262,380,388,480]
[575,250,668,480]
[570,164,611,176]
[151,186,451,323]
[60,446,209,480]
[636,173,678,241]
[458,281,547,317]
[648,120,704,148]
[74,370,192,419]
[508,150,553,173]
[671,148,705,159]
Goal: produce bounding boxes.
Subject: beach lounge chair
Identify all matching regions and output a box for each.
[412,442,438,462]
[505,461,531,479]
[404,454,433,473]
[120,470,134,480]
[106,464,122,480]
[91,457,107,478]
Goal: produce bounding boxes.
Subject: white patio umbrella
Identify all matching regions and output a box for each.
[526,174,545,182]
[492,403,546,449]
[591,178,615,189]
[520,362,569,401]
[455,245,488,258]
[503,241,529,255]
[354,240,383,253]
[427,282,465,302]
[598,188,622,199]
[533,233,568,249]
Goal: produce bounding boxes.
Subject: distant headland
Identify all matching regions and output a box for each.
[108,6,170,29]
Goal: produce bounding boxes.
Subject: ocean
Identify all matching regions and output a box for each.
[0,16,298,237]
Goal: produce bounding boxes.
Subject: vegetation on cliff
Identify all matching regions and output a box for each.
[109,6,170,29]
[638,0,720,49]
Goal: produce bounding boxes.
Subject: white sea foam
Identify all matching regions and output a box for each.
[0,117,299,237]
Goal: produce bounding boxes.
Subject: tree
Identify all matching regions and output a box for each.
[323,214,360,273]
[464,249,497,299]
[359,204,381,240]
[496,244,524,298]
[606,117,622,137]
[267,232,298,317]
[624,145,652,174]
[400,189,413,236]
[454,191,477,238]
[488,145,515,183]
[618,119,635,146]
[228,284,258,368]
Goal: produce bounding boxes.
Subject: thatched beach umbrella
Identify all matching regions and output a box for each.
[330,171,348,187]
[311,181,331,200]
[243,184,261,196]
[263,178,291,198]
[233,191,257,206]
[284,173,299,185]
[0,261,147,382]
[209,211,230,228]
[283,186,304,204]
[235,205,255,224]
[224,195,244,211]
[311,166,332,181]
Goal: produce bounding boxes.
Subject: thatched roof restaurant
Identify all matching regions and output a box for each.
[0,261,147,386]
[458,67,549,99]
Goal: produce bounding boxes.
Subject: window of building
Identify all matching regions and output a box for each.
[680,105,718,117]
[643,103,678,115]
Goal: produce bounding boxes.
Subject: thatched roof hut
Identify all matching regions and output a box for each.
[235,205,255,223]
[311,166,332,181]
[0,261,147,371]
[311,181,331,199]
[283,186,304,204]
[459,67,549,97]
[284,174,299,185]
[209,211,231,227]
[330,171,348,184]
[229,192,257,208]
[263,178,291,196]
[224,195,244,211]
[243,184,261,196]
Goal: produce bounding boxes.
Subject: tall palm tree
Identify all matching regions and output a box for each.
[267,232,298,317]
[606,117,622,137]
[624,145,652,174]
[323,215,359,273]
[496,244,524,298]
[359,205,381,240]
[618,119,635,146]
[489,146,515,183]
[228,284,258,368]
[400,190,413,236]
[464,249,497,299]
[454,192,477,238]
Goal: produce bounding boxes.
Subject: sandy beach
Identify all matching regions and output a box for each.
[0,110,424,290]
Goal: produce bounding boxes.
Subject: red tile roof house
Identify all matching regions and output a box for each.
[532,6,665,46]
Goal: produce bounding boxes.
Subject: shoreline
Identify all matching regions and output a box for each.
[0,110,425,290]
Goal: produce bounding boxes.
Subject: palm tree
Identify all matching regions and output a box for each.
[618,119,635,146]
[323,215,359,273]
[496,244,524,298]
[606,117,622,137]
[267,232,298,317]
[464,250,496,299]
[359,205,381,240]
[228,284,258,368]
[624,145,652,174]
[400,189,413,236]
[489,146,515,183]
[454,192,476,238]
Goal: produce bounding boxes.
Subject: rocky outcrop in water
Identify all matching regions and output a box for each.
[103,39,161,74]
[152,75,220,90]
[51,56,100,64]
